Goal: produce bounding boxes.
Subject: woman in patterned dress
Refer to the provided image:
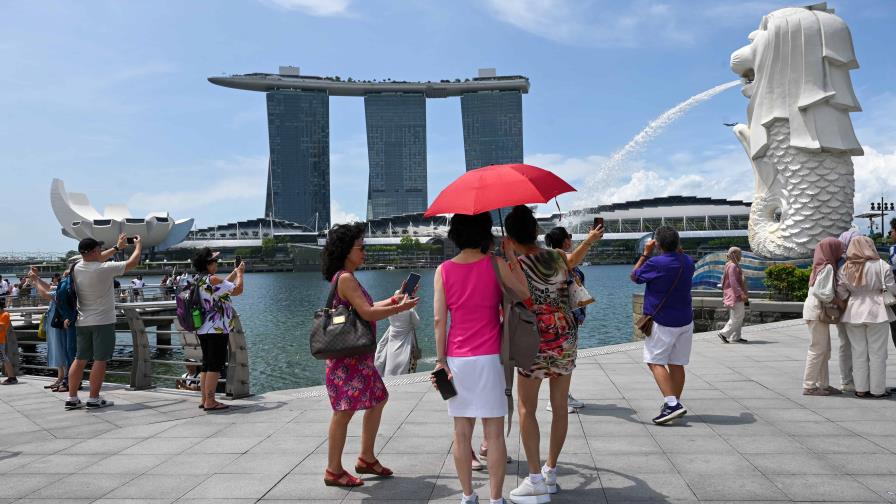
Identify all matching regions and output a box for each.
[504,205,579,502]
[321,223,419,487]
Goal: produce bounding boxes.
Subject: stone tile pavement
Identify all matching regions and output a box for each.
[2,319,896,503]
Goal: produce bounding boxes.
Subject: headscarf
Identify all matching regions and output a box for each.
[843,236,880,287]
[838,229,861,255]
[809,238,844,287]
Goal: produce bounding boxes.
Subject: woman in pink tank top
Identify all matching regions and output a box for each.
[432,212,529,504]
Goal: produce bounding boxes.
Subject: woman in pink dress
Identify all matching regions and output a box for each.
[321,223,419,487]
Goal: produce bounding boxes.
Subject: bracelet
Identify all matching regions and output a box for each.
[390,296,398,305]
[435,358,447,364]
[641,254,650,259]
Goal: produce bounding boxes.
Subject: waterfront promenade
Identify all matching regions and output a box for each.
[2,319,896,503]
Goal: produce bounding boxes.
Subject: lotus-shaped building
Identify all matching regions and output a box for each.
[51,178,194,250]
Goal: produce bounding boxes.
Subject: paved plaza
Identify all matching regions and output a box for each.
[2,319,896,503]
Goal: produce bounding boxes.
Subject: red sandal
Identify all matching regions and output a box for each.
[324,469,363,487]
[355,457,393,477]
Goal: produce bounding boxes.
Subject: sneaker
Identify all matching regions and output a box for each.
[823,386,843,395]
[842,383,856,392]
[802,387,830,396]
[509,477,551,504]
[652,402,686,425]
[460,494,479,504]
[567,394,584,409]
[85,397,114,409]
[546,403,575,413]
[541,466,560,494]
[1,377,18,385]
[717,333,729,344]
[734,338,749,344]
[65,398,83,410]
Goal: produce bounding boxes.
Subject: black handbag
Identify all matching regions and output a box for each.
[309,272,376,360]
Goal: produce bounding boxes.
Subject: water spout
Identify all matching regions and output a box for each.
[577,80,740,207]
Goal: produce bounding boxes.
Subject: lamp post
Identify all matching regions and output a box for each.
[870,198,895,242]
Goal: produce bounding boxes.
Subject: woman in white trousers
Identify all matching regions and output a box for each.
[801,238,845,396]
[836,236,896,398]
[718,247,748,343]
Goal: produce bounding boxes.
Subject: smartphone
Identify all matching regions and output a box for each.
[234,255,242,268]
[593,217,604,230]
[431,367,457,400]
[402,272,421,296]
[126,236,135,245]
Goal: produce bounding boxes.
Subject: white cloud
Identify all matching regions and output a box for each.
[260,0,352,16]
[126,156,267,217]
[482,0,798,48]
[853,145,896,233]
[482,0,695,48]
[330,200,361,225]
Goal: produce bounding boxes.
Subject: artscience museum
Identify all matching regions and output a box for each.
[50,178,194,251]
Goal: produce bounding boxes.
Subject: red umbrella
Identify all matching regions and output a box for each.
[424,163,576,217]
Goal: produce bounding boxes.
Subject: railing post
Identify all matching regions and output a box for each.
[122,307,153,390]
[226,312,251,399]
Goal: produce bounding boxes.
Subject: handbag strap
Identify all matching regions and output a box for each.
[880,259,887,293]
[325,271,345,309]
[648,258,685,317]
[489,255,516,437]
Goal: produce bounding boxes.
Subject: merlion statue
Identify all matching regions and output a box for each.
[730,2,862,259]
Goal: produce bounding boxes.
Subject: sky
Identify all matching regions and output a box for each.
[2,0,895,254]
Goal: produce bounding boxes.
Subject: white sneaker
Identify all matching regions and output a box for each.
[545,403,575,413]
[509,476,551,504]
[460,494,479,504]
[541,466,560,494]
[567,394,584,409]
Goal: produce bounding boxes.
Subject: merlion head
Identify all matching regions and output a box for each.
[730,3,863,159]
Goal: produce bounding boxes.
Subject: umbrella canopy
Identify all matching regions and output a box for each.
[424,163,576,217]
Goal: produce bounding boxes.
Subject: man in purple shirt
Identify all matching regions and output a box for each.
[631,226,695,425]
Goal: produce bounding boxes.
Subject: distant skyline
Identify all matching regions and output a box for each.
[2,0,895,252]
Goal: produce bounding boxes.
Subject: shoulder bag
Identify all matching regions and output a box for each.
[490,256,540,435]
[635,262,684,337]
[309,272,376,360]
[880,260,896,307]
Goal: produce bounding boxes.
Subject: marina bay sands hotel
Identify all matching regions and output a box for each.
[208,67,529,227]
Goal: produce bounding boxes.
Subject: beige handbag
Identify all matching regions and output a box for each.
[880,260,896,306]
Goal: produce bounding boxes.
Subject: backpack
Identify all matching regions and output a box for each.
[51,262,79,329]
[175,276,204,332]
[489,256,540,435]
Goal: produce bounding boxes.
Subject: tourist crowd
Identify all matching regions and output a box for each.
[317,208,696,504]
[3,214,895,504]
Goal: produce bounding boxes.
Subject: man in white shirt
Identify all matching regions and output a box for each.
[65,234,142,410]
[0,276,8,296]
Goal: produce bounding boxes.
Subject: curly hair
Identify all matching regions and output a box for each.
[504,205,538,245]
[322,222,366,281]
[448,213,494,253]
[192,247,216,273]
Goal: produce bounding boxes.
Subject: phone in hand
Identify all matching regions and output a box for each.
[126,236,135,245]
[234,255,242,268]
[593,217,604,230]
[431,367,457,400]
[402,272,421,296]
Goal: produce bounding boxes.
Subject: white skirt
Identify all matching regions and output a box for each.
[446,354,508,418]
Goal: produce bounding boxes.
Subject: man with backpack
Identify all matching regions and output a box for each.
[65,234,142,410]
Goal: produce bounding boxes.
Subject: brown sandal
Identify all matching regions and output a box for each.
[355,457,393,477]
[324,469,363,487]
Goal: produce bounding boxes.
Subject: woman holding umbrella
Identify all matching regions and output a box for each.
[505,205,578,502]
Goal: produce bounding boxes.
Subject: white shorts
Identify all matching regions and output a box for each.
[446,354,508,419]
[643,321,694,366]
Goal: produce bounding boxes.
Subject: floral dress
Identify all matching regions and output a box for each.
[517,249,578,379]
[326,271,389,411]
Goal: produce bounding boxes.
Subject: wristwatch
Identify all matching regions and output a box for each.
[112,245,121,252]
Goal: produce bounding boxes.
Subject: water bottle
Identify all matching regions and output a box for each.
[192,308,202,328]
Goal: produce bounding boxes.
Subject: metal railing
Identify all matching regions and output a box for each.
[3,301,250,398]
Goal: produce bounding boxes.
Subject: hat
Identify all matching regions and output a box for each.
[77,238,103,254]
